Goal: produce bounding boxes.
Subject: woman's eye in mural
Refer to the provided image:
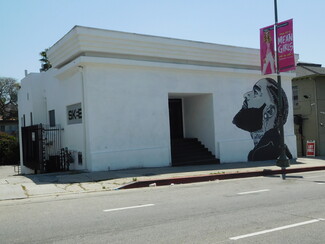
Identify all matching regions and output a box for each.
[253,85,261,97]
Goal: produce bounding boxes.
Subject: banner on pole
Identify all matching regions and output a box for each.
[276,19,295,72]
[260,25,276,75]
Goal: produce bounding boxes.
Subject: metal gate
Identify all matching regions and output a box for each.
[21,124,66,173]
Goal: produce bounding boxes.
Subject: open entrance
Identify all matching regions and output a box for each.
[168,99,184,139]
[168,94,219,166]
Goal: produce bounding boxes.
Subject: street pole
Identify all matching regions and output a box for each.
[274,0,290,179]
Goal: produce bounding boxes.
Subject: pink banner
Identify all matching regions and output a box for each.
[260,25,276,75]
[277,19,295,72]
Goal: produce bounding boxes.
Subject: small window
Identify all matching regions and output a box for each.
[23,115,26,127]
[78,152,82,165]
[292,86,299,107]
[49,110,56,127]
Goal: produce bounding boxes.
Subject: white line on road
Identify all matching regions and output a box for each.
[237,189,270,195]
[103,204,155,212]
[230,218,324,241]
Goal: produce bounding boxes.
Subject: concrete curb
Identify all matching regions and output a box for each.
[118,166,325,189]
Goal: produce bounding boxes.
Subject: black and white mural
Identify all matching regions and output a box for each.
[233,78,292,161]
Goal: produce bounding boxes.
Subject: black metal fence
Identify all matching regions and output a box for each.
[21,124,69,173]
[21,125,43,172]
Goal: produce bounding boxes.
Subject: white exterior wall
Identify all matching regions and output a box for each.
[19,69,86,173]
[83,62,170,171]
[70,56,296,170]
[18,26,297,172]
[18,73,47,126]
[46,69,85,170]
[18,73,47,174]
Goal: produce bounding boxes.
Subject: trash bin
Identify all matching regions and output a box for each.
[46,155,61,172]
[306,140,315,157]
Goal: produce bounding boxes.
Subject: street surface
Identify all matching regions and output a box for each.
[1,171,324,243]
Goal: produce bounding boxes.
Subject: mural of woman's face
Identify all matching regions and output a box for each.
[243,79,273,110]
[233,77,291,161]
[233,78,276,133]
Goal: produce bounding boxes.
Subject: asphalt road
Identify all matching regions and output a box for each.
[1,171,324,244]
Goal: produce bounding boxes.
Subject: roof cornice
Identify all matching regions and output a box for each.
[47,26,261,70]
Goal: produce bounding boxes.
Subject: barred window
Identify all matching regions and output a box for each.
[49,110,56,127]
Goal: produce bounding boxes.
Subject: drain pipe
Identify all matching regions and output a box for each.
[313,78,320,155]
[78,65,88,171]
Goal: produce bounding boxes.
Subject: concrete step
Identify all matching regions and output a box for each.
[171,138,219,166]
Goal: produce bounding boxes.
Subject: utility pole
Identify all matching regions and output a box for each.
[274,0,290,179]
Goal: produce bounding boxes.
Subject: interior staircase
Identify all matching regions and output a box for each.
[171,138,220,166]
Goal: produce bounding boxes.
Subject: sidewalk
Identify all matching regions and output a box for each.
[1,157,325,201]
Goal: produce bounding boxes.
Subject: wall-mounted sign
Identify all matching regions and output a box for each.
[67,103,82,124]
[306,140,315,157]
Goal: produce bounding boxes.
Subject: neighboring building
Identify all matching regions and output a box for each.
[0,119,18,136]
[18,26,297,173]
[0,104,18,136]
[292,63,325,156]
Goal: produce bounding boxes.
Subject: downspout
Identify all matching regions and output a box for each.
[18,89,24,173]
[313,78,320,156]
[78,65,88,171]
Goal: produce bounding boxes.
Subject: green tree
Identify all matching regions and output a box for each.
[0,132,19,165]
[40,48,52,72]
[0,77,19,120]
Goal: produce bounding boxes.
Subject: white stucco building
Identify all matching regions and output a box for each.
[18,26,297,173]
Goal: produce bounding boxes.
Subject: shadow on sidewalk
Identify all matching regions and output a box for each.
[3,157,324,185]
[15,160,281,185]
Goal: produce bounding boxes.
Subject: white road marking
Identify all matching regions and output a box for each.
[317,182,325,185]
[103,204,155,212]
[230,218,324,240]
[237,189,270,195]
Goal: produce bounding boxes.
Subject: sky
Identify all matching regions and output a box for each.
[1,0,324,82]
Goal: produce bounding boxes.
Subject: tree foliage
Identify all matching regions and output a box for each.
[0,132,19,165]
[40,48,52,72]
[0,77,19,120]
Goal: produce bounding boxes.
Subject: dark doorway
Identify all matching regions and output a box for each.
[169,99,184,139]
